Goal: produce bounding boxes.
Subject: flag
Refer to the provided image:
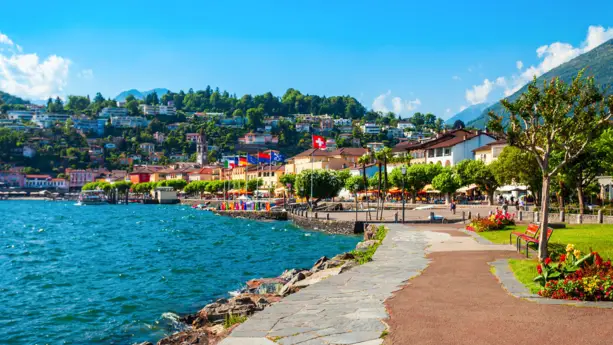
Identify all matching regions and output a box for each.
[239,157,248,166]
[271,151,285,163]
[258,152,271,163]
[233,156,239,166]
[247,154,258,165]
[312,135,326,149]
[224,159,235,169]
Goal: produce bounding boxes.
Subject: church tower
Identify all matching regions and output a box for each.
[196,129,208,165]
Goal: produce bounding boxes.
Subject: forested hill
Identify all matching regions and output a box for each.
[468,39,613,128]
[119,87,368,119]
[0,91,30,105]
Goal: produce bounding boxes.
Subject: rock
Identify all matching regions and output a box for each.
[331,252,355,261]
[134,342,153,345]
[311,256,329,272]
[293,266,343,290]
[206,324,225,336]
[156,330,209,345]
[198,295,258,324]
[364,224,377,240]
[339,260,357,274]
[245,278,286,294]
[279,271,307,296]
[278,269,298,280]
[322,259,343,270]
[355,240,379,251]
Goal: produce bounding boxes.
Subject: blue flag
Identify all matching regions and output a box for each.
[233,156,239,166]
[271,151,285,163]
[247,154,258,165]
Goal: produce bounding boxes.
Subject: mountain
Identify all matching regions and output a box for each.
[0,91,30,105]
[445,103,490,126]
[114,88,171,101]
[468,39,613,128]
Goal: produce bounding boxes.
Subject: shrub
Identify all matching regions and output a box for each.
[224,313,248,328]
[351,225,388,264]
[535,244,613,301]
[467,210,515,232]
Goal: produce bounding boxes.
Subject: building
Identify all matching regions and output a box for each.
[295,122,311,133]
[110,116,149,128]
[0,119,28,131]
[473,140,507,164]
[219,117,245,128]
[66,169,96,189]
[100,107,128,118]
[141,103,177,116]
[24,175,52,189]
[386,127,404,139]
[284,147,368,175]
[238,133,279,145]
[405,131,427,140]
[186,133,200,143]
[50,178,69,190]
[366,142,385,153]
[194,112,225,120]
[334,118,352,127]
[167,123,182,131]
[89,145,104,155]
[7,110,38,121]
[339,125,353,133]
[139,143,155,154]
[361,123,380,135]
[73,117,106,136]
[187,166,217,181]
[0,171,25,188]
[169,153,188,161]
[319,116,334,131]
[196,132,208,165]
[32,113,71,128]
[325,138,337,150]
[397,121,415,130]
[158,105,176,116]
[23,145,36,158]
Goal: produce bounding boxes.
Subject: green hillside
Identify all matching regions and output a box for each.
[468,39,613,128]
[445,103,490,126]
[0,91,30,105]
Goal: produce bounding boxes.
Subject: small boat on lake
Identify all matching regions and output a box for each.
[77,190,108,205]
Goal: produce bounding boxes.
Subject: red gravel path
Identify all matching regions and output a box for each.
[384,250,613,345]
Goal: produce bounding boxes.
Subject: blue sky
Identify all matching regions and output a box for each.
[1,0,612,119]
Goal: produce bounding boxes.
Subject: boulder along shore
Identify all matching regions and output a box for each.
[136,225,382,345]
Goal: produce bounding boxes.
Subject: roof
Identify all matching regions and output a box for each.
[26,174,52,179]
[51,178,67,182]
[472,140,507,152]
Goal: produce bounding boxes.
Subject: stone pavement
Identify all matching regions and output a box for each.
[219,224,440,345]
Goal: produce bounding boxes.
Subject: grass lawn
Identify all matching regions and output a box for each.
[508,259,541,294]
[479,224,613,259]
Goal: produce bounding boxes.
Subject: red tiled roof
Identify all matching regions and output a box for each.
[26,174,52,179]
[472,140,507,152]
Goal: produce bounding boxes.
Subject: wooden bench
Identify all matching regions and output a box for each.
[509,223,539,249]
[518,228,554,257]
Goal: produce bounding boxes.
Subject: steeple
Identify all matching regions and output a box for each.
[196,128,208,165]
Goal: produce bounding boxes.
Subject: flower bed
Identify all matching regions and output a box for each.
[466,210,515,232]
[535,244,613,301]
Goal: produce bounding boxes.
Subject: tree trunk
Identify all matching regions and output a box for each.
[445,192,450,205]
[577,182,585,215]
[377,163,382,220]
[411,191,416,204]
[363,164,371,220]
[487,192,494,206]
[538,177,551,261]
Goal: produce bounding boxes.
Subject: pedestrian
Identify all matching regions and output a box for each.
[502,201,509,214]
[450,200,456,214]
[515,199,519,211]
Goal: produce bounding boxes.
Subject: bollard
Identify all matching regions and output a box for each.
[534,211,540,223]
[577,213,582,224]
[598,209,604,224]
[462,211,466,224]
[560,210,565,222]
[476,213,480,219]
[468,211,472,220]
[395,212,398,223]
[315,212,318,219]
[430,211,435,223]
[518,211,523,221]
[327,213,330,220]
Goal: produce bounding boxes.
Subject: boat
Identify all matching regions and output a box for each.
[77,190,108,205]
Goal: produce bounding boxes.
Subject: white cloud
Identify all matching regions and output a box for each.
[372,90,421,115]
[78,69,94,80]
[465,77,506,105]
[0,32,71,100]
[452,75,461,81]
[464,25,613,103]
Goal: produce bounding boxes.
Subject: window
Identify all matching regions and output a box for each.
[443,148,451,156]
[428,149,434,157]
[436,148,443,157]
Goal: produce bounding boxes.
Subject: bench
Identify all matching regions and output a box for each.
[509,223,539,248]
[518,228,554,258]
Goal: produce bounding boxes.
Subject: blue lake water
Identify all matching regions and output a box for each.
[0,201,360,344]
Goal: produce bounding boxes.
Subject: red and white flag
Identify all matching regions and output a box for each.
[312,135,327,149]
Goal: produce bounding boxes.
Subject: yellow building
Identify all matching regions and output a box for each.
[284,148,367,174]
[473,140,507,164]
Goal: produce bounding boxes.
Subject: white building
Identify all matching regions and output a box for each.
[24,175,52,189]
[141,104,177,116]
[386,127,404,139]
[334,118,352,127]
[366,142,385,152]
[159,105,176,116]
[110,116,149,128]
[23,146,36,158]
[397,121,415,130]
[424,129,496,167]
[32,113,71,128]
[295,122,311,133]
[361,123,380,135]
[72,117,106,135]
[100,107,128,118]
[8,110,39,121]
[139,143,155,154]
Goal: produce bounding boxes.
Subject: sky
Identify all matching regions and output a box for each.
[1,0,613,119]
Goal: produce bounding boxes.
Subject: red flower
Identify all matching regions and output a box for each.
[560,254,566,262]
[537,264,543,274]
[544,257,552,265]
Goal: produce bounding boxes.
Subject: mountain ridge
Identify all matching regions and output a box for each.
[445,103,490,126]
[114,88,171,101]
[468,39,613,128]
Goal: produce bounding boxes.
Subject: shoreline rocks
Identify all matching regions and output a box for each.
[151,228,382,345]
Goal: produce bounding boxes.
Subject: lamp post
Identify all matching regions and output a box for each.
[354,183,359,221]
[401,165,407,223]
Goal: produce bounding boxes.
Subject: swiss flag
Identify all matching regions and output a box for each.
[312,135,327,149]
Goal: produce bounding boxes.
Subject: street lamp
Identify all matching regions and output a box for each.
[401,165,407,223]
[354,183,359,221]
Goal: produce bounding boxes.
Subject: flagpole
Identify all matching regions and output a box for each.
[311,148,315,210]
[269,151,272,202]
[256,152,260,203]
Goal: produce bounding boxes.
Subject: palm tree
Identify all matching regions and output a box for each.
[375,148,394,220]
[358,154,372,220]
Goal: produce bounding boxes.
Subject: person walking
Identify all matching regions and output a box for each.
[450,200,456,215]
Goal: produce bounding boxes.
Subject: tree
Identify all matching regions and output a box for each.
[489,72,613,260]
[232,109,244,118]
[295,169,344,204]
[491,146,542,205]
[93,92,105,104]
[246,178,263,192]
[455,160,500,205]
[345,175,367,194]
[66,95,91,114]
[453,120,465,129]
[246,108,264,130]
[403,164,442,203]
[432,168,460,204]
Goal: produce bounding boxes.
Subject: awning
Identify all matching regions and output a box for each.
[497,185,528,192]
[457,184,478,193]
